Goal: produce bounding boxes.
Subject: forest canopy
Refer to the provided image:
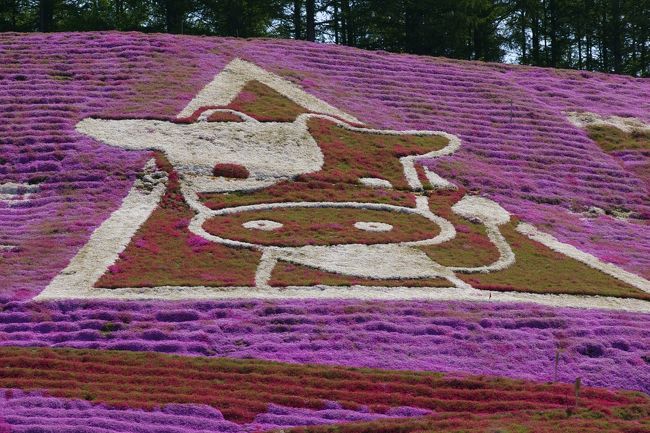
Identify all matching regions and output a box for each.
[1,0,648,76]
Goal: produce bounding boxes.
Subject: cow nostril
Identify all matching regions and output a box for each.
[213,163,250,179]
[242,220,283,231]
[354,221,393,232]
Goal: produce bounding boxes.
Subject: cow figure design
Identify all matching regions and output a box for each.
[77,100,514,290]
[38,59,650,306]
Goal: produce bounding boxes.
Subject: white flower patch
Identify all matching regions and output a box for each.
[354,221,393,232]
[1,183,37,252]
[358,177,393,189]
[422,167,457,190]
[0,182,39,203]
[275,244,454,280]
[243,220,284,231]
[451,195,510,226]
[566,111,650,133]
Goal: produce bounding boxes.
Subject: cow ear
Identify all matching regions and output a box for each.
[202,110,246,123]
[359,177,394,189]
[196,109,258,123]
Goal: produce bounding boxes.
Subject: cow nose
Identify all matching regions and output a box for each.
[354,221,393,232]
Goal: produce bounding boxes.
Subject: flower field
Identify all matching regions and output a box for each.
[1,299,649,392]
[0,32,649,431]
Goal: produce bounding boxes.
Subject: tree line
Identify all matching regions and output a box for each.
[1,0,648,76]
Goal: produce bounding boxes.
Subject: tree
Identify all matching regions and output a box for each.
[0,0,36,31]
[1,0,648,76]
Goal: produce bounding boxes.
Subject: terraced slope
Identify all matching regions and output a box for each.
[0,32,648,432]
[2,33,650,298]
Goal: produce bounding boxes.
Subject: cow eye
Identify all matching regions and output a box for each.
[354,221,393,232]
[242,220,283,231]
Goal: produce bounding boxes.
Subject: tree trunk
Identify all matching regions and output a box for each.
[473,24,483,60]
[641,9,649,76]
[577,37,583,69]
[600,6,608,71]
[293,0,302,39]
[531,2,541,65]
[10,0,18,30]
[225,0,244,37]
[549,0,559,67]
[610,0,622,73]
[341,0,351,45]
[404,1,420,54]
[39,0,54,32]
[520,8,527,63]
[306,0,315,41]
[165,0,185,34]
[542,0,549,65]
[332,0,339,44]
[115,0,124,28]
[585,0,593,69]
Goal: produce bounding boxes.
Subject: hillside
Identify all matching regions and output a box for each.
[0,32,648,432]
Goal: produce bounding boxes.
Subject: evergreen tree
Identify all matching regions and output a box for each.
[0,0,647,76]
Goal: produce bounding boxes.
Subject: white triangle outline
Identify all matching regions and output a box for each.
[177,58,360,124]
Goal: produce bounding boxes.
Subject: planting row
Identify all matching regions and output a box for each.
[2,387,648,433]
[0,299,648,393]
[0,389,416,433]
[0,346,648,424]
[284,408,650,433]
